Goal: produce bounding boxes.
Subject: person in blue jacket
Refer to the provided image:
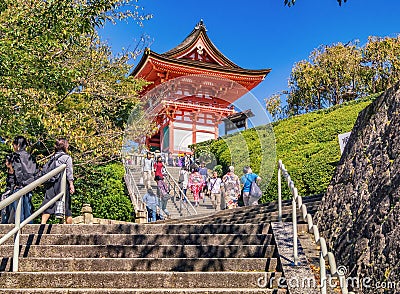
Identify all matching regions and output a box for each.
[142,188,159,222]
[240,166,261,206]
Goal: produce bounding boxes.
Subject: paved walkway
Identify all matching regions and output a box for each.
[271,222,320,294]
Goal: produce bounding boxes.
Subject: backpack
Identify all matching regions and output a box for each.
[12,151,38,187]
[250,180,262,199]
[40,153,65,183]
[178,171,185,184]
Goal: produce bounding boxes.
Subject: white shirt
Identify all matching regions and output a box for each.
[143,158,153,172]
[180,170,189,189]
[208,177,222,194]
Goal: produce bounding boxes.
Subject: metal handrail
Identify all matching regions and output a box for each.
[124,164,148,222]
[278,160,354,294]
[124,157,171,221]
[0,164,67,272]
[163,168,197,216]
[124,153,198,218]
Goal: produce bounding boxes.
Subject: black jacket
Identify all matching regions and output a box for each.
[11,150,37,187]
[6,172,16,192]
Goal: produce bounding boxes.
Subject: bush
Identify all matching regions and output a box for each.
[73,162,134,221]
[193,95,379,203]
[0,161,133,224]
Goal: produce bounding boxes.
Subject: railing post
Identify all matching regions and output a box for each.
[292,187,299,266]
[13,197,22,272]
[278,160,282,222]
[320,251,327,294]
[60,169,67,223]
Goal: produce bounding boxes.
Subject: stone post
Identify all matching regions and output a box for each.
[81,203,93,224]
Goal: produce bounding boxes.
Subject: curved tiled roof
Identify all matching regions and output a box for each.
[131,20,271,82]
[161,20,241,69]
[131,50,271,78]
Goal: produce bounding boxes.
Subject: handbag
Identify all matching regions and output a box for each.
[162,193,171,201]
[250,181,262,199]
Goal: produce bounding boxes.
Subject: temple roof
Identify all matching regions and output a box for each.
[222,109,255,123]
[131,20,271,91]
[132,50,270,77]
[161,20,240,68]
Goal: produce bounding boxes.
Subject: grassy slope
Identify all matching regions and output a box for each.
[268,95,377,201]
[196,94,379,202]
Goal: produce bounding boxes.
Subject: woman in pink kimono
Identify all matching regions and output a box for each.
[188,167,204,207]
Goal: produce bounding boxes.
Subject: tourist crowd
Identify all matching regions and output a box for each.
[141,152,262,223]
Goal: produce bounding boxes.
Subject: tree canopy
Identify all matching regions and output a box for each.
[0,0,152,164]
[266,36,400,120]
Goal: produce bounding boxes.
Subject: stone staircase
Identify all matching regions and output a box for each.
[0,223,287,293]
[164,194,322,225]
[130,166,217,219]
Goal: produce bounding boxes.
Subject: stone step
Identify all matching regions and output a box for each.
[166,211,302,225]
[201,211,308,222]
[163,197,322,224]
[1,233,273,246]
[0,244,276,258]
[0,271,283,289]
[1,257,278,272]
[0,288,288,294]
[168,201,321,225]
[179,217,298,225]
[0,224,270,235]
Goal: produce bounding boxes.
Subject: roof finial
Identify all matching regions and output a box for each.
[195,19,207,31]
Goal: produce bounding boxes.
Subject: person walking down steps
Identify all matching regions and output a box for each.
[142,152,154,189]
[142,188,159,222]
[207,171,222,211]
[241,166,261,206]
[188,167,205,207]
[157,178,171,219]
[178,166,190,201]
[10,136,37,223]
[222,166,241,209]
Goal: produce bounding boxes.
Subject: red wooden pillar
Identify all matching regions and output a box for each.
[169,121,174,154]
[193,113,199,145]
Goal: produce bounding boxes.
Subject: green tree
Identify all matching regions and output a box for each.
[0,0,152,164]
[288,60,325,113]
[312,43,365,106]
[278,42,367,118]
[363,36,400,93]
[265,93,284,120]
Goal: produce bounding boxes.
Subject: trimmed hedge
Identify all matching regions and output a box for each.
[27,162,133,223]
[72,162,134,221]
[194,94,380,203]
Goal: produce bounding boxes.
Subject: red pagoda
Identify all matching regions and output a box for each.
[131,20,270,154]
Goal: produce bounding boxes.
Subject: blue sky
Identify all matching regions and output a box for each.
[99,0,400,125]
